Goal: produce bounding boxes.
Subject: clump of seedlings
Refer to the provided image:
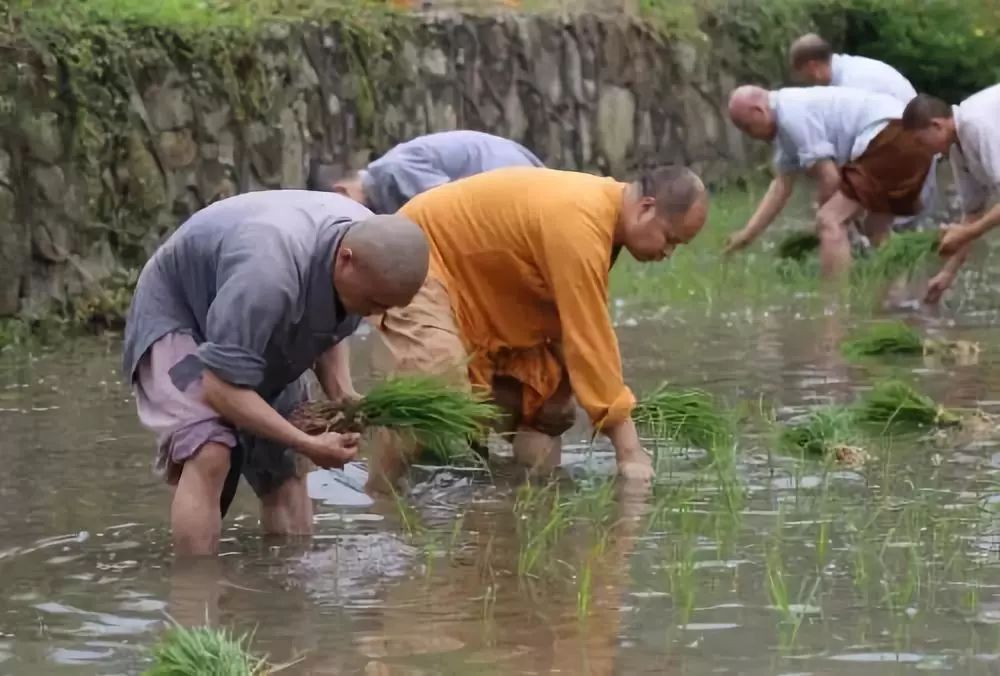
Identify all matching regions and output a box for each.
[633,384,733,452]
[856,229,939,280]
[854,379,961,430]
[842,321,981,362]
[145,624,268,676]
[776,230,820,261]
[841,321,925,359]
[290,376,499,464]
[779,380,966,464]
[779,406,871,467]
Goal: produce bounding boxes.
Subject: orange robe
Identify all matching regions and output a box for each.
[399,167,635,428]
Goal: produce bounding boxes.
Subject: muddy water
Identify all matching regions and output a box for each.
[4,265,1000,673]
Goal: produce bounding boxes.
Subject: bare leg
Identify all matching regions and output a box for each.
[512,428,562,475]
[172,442,232,557]
[260,473,313,536]
[366,428,417,495]
[816,191,865,279]
[862,212,895,247]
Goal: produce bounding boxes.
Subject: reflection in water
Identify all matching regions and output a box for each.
[4,295,1000,673]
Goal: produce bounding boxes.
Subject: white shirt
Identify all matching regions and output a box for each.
[830,53,917,103]
[770,87,904,175]
[950,84,1000,213]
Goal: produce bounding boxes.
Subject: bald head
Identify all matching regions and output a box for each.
[902,93,957,155]
[789,33,832,69]
[790,33,834,85]
[335,214,429,315]
[728,85,777,141]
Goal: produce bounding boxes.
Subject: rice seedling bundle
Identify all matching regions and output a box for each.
[776,230,820,261]
[841,321,924,359]
[632,385,733,451]
[290,376,499,463]
[779,406,861,457]
[144,625,267,676]
[853,379,960,430]
[856,229,939,280]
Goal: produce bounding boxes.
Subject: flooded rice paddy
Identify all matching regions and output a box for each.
[5,187,1000,674]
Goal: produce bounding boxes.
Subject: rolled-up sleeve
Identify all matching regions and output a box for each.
[951,145,989,214]
[784,113,837,170]
[196,224,301,388]
[539,217,635,428]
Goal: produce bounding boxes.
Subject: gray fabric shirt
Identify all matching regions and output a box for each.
[361,130,544,214]
[122,190,370,399]
[951,84,1000,213]
[830,53,917,103]
[770,86,904,174]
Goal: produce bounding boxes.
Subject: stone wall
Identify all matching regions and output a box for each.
[2,10,785,318]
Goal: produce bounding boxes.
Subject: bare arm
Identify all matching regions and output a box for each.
[201,370,358,468]
[314,341,359,404]
[924,210,985,304]
[602,417,644,463]
[725,174,797,252]
[809,159,841,206]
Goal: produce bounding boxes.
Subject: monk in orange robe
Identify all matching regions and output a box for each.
[367,166,708,490]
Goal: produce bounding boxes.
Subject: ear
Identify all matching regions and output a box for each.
[640,195,657,210]
[337,246,354,266]
[332,183,348,196]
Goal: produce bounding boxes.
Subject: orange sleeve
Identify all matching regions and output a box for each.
[538,211,635,428]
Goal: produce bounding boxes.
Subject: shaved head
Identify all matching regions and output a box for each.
[789,33,832,69]
[335,215,429,315]
[789,33,834,85]
[728,85,777,141]
[902,93,957,155]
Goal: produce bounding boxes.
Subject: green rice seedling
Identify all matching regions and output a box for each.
[291,376,499,464]
[841,321,924,359]
[633,384,733,453]
[778,406,862,458]
[145,624,268,676]
[776,230,820,261]
[855,229,939,281]
[853,380,961,431]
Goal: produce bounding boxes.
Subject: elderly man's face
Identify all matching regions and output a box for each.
[625,195,707,262]
[734,106,777,142]
[912,120,953,155]
[792,60,833,86]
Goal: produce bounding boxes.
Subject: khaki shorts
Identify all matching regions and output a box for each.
[134,332,312,508]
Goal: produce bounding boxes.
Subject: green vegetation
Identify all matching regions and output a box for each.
[841,321,924,359]
[633,384,733,452]
[779,406,862,457]
[291,376,498,464]
[854,379,960,430]
[145,624,268,676]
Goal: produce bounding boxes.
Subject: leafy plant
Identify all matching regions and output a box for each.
[290,376,498,464]
[841,321,923,359]
[145,624,268,676]
[853,379,960,430]
[633,384,733,452]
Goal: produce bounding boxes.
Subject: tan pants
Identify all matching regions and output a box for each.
[366,276,576,490]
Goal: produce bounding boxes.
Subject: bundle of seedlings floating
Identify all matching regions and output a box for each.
[145,624,268,675]
[632,384,733,452]
[853,379,961,430]
[842,321,981,362]
[855,229,939,280]
[289,375,499,464]
[776,230,820,261]
[779,406,860,458]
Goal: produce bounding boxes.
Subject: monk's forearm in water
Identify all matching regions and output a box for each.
[315,340,358,403]
[201,369,314,453]
[602,417,645,460]
[742,174,796,241]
